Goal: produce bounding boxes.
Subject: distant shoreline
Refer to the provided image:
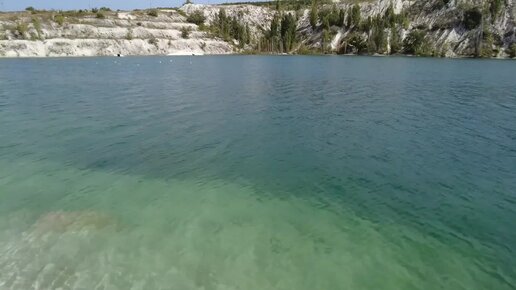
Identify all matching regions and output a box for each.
[1,53,514,61]
[1,2,515,59]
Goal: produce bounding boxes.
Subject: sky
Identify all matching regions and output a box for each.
[0,0,236,12]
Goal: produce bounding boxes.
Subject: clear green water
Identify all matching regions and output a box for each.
[0,56,515,289]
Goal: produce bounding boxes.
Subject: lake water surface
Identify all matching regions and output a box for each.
[0,56,515,289]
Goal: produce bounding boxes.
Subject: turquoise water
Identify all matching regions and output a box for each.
[0,56,515,289]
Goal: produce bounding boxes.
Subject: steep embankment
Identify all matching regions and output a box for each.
[0,9,233,57]
[180,0,515,58]
[1,0,515,58]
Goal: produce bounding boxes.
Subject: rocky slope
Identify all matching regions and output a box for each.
[0,9,233,57]
[1,0,515,58]
[180,0,515,57]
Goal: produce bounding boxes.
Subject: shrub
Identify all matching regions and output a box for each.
[54,14,65,25]
[181,26,191,39]
[148,37,158,46]
[342,32,367,54]
[403,29,431,55]
[147,9,159,17]
[508,43,516,58]
[186,10,206,25]
[126,29,133,40]
[91,8,99,13]
[96,12,105,19]
[32,17,42,32]
[31,17,42,39]
[14,22,29,39]
[463,8,482,30]
[100,7,111,12]
[25,6,35,12]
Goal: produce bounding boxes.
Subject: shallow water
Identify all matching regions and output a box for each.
[0,56,515,289]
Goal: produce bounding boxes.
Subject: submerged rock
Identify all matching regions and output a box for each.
[32,210,116,233]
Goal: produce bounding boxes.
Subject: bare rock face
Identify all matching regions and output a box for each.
[0,9,234,57]
[181,3,276,38]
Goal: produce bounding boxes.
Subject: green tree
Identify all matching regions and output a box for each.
[211,8,251,47]
[480,29,494,57]
[359,16,372,32]
[280,13,297,52]
[322,15,330,31]
[384,3,395,28]
[351,4,361,28]
[269,13,280,50]
[321,29,330,53]
[489,0,503,22]
[338,9,345,27]
[310,0,318,28]
[371,23,387,53]
[390,27,401,54]
[346,7,352,27]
